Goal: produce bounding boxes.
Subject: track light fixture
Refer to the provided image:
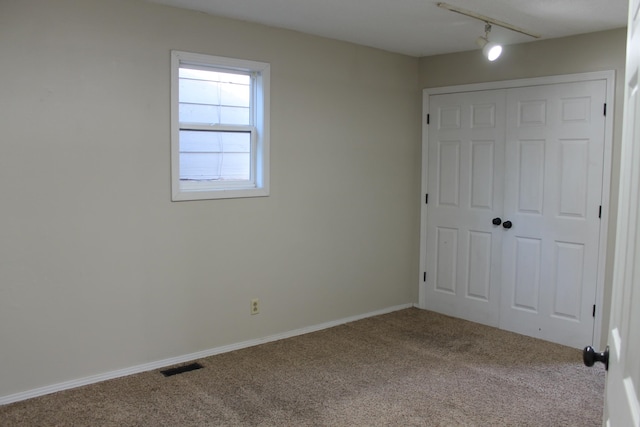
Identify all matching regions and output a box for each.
[436,2,541,62]
[476,23,502,61]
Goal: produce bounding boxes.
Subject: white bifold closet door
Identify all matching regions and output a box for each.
[425,80,606,349]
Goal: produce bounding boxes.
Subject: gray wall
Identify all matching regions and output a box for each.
[419,28,628,344]
[0,0,421,398]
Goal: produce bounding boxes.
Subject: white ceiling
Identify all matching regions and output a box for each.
[146,0,628,57]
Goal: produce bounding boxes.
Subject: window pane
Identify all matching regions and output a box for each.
[179,130,251,181]
[220,131,251,152]
[178,67,251,125]
[218,153,251,180]
[220,106,250,125]
[179,68,219,81]
[179,78,220,105]
[180,129,222,152]
[179,103,218,124]
[219,81,250,107]
[180,105,249,126]
[217,71,250,85]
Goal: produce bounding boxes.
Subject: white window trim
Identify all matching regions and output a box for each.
[171,51,270,201]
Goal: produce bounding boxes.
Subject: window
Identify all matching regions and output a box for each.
[171,51,270,201]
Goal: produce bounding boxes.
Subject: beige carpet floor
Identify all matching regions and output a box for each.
[0,308,605,426]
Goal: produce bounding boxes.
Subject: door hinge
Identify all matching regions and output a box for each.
[599,205,602,218]
[604,103,607,116]
[426,114,430,125]
[423,272,427,282]
[593,304,596,317]
[425,193,429,204]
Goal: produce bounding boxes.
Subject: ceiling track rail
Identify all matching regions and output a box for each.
[436,2,541,39]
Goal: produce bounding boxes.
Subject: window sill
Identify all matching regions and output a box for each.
[171,186,269,201]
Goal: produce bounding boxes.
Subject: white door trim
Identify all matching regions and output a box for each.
[419,71,615,349]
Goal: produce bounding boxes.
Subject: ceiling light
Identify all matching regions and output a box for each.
[436,2,541,63]
[476,23,502,61]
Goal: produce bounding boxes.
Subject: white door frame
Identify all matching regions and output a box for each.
[419,71,616,349]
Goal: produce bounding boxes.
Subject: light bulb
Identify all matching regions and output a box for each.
[484,42,502,61]
[476,26,502,62]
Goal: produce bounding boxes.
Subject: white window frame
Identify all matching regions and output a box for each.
[171,51,270,201]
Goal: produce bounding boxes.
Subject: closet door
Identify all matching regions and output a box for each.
[500,81,606,349]
[424,90,506,326]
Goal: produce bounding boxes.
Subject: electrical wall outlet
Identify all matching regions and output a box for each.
[250,298,260,315]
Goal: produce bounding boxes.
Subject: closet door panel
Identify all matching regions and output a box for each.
[500,80,606,349]
[424,90,506,326]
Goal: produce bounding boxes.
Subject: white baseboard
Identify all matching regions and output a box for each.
[0,303,413,406]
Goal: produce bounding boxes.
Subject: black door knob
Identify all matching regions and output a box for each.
[502,220,513,229]
[583,345,609,370]
[492,217,502,226]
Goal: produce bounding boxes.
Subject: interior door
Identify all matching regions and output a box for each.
[500,81,606,349]
[602,0,640,423]
[424,90,505,326]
